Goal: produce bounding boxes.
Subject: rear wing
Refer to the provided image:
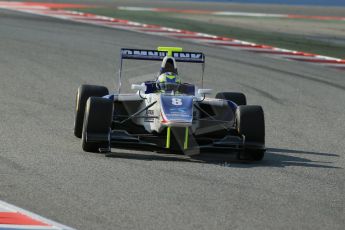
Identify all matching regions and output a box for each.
[121,48,205,63]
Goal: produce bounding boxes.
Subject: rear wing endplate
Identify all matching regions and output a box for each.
[121,48,205,63]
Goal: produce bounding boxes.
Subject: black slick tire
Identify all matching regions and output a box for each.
[235,105,265,161]
[82,97,113,153]
[74,84,109,138]
[216,92,247,106]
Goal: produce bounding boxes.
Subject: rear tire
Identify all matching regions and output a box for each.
[74,84,109,138]
[235,105,265,161]
[82,97,113,153]
[216,92,247,106]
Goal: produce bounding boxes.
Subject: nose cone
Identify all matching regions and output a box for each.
[160,95,193,127]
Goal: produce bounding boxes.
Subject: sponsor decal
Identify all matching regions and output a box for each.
[144,109,154,122]
[172,52,204,62]
[122,49,166,60]
[121,49,204,63]
[160,95,193,122]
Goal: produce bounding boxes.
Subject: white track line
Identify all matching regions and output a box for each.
[0,200,74,230]
[117,6,345,21]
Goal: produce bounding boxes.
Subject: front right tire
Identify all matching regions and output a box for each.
[235,105,265,161]
[216,92,247,106]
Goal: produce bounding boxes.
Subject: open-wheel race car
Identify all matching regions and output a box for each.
[74,47,265,161]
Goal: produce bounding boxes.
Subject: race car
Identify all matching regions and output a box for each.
[74,47,265,161]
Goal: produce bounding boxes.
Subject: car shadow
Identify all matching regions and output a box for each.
[229,147,341,169]
[106,147,341,169]
[106,150,197,163]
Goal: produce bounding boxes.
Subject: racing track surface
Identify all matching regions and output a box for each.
[46,0,345,17]
[0,8,344,230]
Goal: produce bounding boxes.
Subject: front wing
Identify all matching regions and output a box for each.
[103,128,265,155]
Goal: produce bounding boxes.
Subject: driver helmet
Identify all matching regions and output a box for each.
[160,56,177,74]
[156,72,181,92]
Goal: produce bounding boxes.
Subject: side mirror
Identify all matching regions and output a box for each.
[131,84,146,92]
[198,88,212,95]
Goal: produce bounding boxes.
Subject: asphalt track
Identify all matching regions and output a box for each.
[0,6,344,230]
